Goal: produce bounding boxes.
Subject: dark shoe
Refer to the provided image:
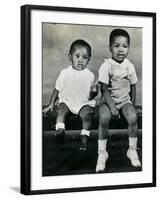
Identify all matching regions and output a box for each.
[79,135,89,151]
[55,128,65,143]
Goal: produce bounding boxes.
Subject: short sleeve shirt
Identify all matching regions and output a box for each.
[99,58,138,104]
[55,66,96,114]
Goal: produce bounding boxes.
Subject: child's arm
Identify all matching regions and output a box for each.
[100,81,120,119]
[89,84,99,100]
[130,84,136,106]
[89,73,99,100]
[43,88,59,113]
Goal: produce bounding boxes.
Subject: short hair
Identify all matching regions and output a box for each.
[69,39,92,57]
[109,29,130,45]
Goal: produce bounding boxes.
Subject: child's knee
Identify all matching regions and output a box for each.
[99,114,111,126]
[99,105,111,125]
[80,106,92,121]
[58,103,69,116]
[128,112,137,125]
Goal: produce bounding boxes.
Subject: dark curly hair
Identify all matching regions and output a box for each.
[69,39,91,57]
[109,29,130,45]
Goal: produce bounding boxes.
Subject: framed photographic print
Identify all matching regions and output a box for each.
[21,4,156,195]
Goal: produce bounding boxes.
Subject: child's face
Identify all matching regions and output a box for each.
[69,46,90,70]
[110,36,129,63]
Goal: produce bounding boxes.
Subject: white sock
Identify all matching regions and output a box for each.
[127,137,141,167]
[98,139,107,152]
[56,122,65,130]
[128,137,138,149]
[80,129,90,137]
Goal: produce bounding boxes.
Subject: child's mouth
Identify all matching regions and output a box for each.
[75,64,85,70]
[77,64,84,67]
[117,54,124,58]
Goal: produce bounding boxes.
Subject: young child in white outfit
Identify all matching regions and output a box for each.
[43,39,98,150]
[96,29,141,172]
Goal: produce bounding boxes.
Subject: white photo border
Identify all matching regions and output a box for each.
[21,5,156,195]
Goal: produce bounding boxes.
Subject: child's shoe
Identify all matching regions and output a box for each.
[127,148,141,167]
[96,150,109,172]
[79,135,88,151]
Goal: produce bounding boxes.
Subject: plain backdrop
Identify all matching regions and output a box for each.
[42,24,142,105]
[0,0,159,199]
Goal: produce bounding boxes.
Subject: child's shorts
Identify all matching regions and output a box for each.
[115,99,132,110]
[101,95,132,110]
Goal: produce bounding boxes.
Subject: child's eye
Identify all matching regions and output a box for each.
[75,55,80,58]
[113,44,120,48]
[83,56,89,59]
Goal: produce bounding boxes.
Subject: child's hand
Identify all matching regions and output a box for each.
[43,103,54,114]
[110,107,120,120]
[89,84,98,100]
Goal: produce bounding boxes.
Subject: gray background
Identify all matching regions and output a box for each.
[42,23,142,105]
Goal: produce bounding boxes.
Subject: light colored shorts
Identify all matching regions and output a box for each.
[101,95,132,110]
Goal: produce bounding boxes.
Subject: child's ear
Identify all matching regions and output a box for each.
[109,45,112,52]
[68,53,72,61]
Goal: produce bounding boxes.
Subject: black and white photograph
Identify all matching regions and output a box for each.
[20,5,156,195]
[42,23,142,177]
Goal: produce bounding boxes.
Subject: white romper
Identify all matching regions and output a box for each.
[99,58,138,109]
[55,66,96,114]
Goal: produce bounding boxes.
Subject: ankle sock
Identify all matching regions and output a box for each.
[80,129,90,137]
[56,122,65,130]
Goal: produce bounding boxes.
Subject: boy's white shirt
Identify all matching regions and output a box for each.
[99,58,138,105]
[55,66,96,114]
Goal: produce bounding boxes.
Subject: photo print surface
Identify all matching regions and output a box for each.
[42,22,142,177]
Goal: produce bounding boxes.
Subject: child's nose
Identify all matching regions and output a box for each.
[78,57,83,62]
[119,47,124,51]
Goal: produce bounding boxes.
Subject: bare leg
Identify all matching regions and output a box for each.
[121,103,141,167]
[55,103,70,142]
[56,103,70,129]
[120,103,138,137]
[79,105,93,131]
[99,104,112,139]
[79,106,93,150]
[96,104,111,172]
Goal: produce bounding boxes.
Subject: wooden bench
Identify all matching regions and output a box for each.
[43,105,142,131]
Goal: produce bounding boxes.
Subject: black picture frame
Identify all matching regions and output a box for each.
[21,4,156,195]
